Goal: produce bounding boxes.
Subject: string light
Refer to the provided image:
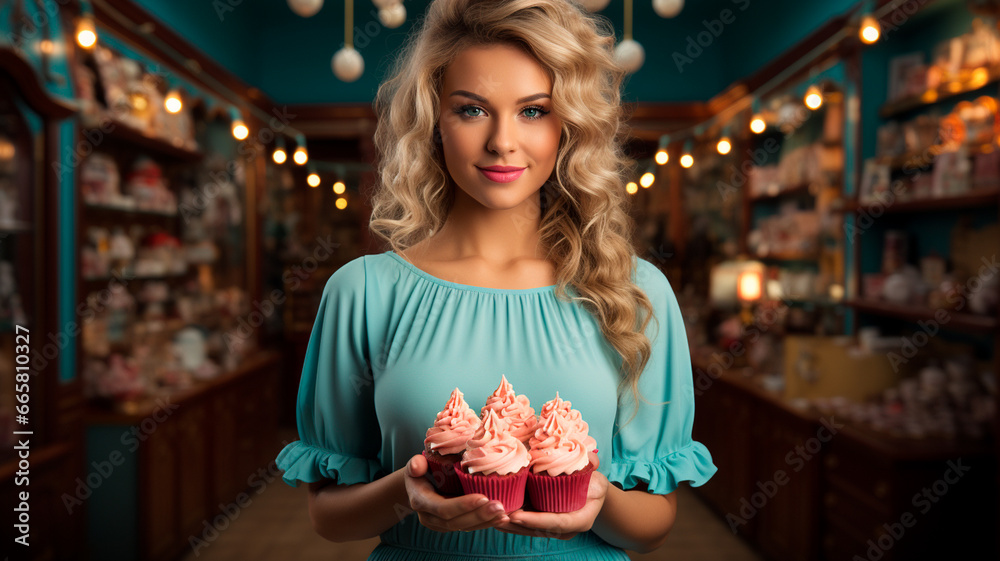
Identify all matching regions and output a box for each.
[332,181,346,194]
[640,171,655,188]
[655,134,670,164]
[307,167,321,187]
[164,89,182,114]
[626,181,639,194]
[716,136,732,155]
[273,137,287,164]
[76,1,97,49]
[293,134,308,165]
[859,9,880,44]
[229,107,248,140]
[679,138,694,168]
[335,197,348,209]
[750,98,766,134]
[804,84,823,110]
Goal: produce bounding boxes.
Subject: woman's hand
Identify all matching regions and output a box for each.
[497,451,607,540]
[403,454,510,533]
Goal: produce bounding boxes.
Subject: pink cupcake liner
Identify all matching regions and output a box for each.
[422,450,464,496]
[526,462,595,513]
[455,466,528,513]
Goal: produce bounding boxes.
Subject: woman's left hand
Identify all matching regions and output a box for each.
[496,457,608,540]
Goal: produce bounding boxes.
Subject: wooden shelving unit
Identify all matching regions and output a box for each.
[879,65,1000,119]
[844,298,999,333]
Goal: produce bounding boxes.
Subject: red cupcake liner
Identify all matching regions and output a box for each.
[455,466,528,513]
[422,450,464,496]
[526,462,595,513]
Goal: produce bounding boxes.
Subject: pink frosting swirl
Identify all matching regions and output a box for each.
[424,388,481,456]
[461,409,529,476]
[480,375,537,444]
[540,392,573,419]
[527,414,591,475]
[539,393,598,453]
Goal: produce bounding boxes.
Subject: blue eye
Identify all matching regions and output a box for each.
[454,105,550,120]
[459,106,484,118]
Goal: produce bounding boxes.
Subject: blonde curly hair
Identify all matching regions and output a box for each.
[370,0,657,409]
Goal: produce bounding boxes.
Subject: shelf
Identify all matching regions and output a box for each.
[749,182,816,202]
[874,141,998,171]
[842,188,1000,214]
[80,272,188,295]
[83,203,179,218]
[0,219,34,233]
[83,116,202,161]
[755,251,820,262]
[879,66,1000,119]
[845,298,998,333]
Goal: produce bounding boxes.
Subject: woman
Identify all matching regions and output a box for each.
[275,1,717,559]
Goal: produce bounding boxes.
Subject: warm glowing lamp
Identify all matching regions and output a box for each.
[640,172,655,188]
[164,90,182,114]
[76,3,97,50]
[335,197,348,209]
[804,84,823,110]
[626,181,638,194]
[860,14,880,44]
[332,181,346,194]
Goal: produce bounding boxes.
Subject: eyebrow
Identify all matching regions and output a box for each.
[449,90,551,104]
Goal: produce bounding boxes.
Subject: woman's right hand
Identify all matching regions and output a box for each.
[403,453,510,532]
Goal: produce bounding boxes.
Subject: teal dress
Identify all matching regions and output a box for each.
[276,250,717,560]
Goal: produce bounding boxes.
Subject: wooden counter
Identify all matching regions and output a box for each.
[83,349,283,561]
[689,352,997,561]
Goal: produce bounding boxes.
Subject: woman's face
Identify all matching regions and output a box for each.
[437,43,562,210]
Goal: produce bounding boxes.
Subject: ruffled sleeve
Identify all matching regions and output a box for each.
[607,258,718,495]
[276,256,384,487]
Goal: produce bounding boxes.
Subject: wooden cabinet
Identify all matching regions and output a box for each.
[85,350,281,561]
[0,47,82,561]
[693,365,997,561]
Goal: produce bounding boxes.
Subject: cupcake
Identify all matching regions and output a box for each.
[525,413,595,512]
[539,392,598,454]
[455,409,530,512]
[480,375,537,445]
[423,388,481,495]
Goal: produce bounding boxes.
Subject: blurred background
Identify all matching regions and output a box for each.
[0,0,998,559]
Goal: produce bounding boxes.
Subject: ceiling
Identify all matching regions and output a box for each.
[129,0,865,105]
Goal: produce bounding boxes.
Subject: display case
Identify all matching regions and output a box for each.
[843,4,999,444]
[73,38,259,410]
[0,46,81,561]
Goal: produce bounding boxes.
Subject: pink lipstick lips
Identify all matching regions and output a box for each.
[477,165,525,183]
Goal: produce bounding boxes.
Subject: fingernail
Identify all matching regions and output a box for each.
[488,503,504,514]
[476,497,489,506]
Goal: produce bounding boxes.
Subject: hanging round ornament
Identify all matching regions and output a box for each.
[614,39,645,74]
[653,0,684,18]
[332,46,364,82]
[287,0,324,17]
[379,2,406,28]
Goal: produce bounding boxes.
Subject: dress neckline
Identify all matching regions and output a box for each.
[384,250,559,295]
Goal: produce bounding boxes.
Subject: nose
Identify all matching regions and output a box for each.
[486,118,517,155]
